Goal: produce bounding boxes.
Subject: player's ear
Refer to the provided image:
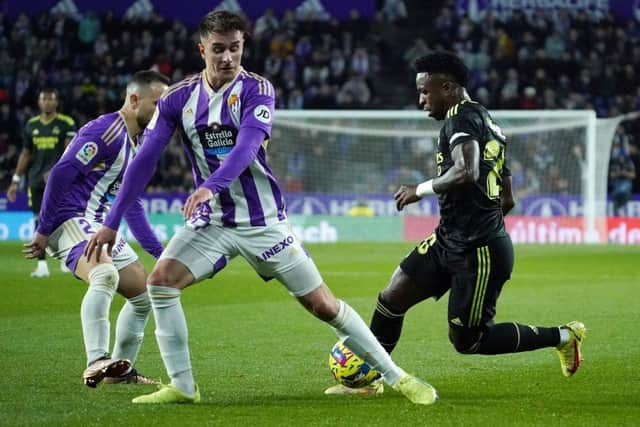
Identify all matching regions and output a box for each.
[129,93,139,109]
[198,42,206,60]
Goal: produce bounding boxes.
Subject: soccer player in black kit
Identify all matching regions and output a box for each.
[7,88,76,278]
[326,51,586,397]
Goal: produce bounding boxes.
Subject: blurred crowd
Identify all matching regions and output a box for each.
[0,1,638,201]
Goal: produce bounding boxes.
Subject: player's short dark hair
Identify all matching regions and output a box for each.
[413,51,469,87]
[39,88,58,98]
[131,70,170,88]
[198,10,249,39]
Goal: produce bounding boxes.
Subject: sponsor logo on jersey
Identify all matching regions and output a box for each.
[259,235,295,261]
[253,105,271,124]
[198,123,237,155]
[76,141,98,165]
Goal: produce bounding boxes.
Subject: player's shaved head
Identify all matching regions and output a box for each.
[413,51,469,87]
[126,70,170,96]
[198,10,249,39]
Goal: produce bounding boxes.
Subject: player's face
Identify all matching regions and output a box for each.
[135,81,168,129]
[38,93,58,115]
[199,30,244,85]
[416,73,447,121]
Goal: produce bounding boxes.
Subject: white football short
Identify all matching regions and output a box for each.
[160,220,324,297]
[46,217,138,273]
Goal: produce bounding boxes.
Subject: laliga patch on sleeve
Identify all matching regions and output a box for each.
[253,105,272,124]
[75,141,99,165]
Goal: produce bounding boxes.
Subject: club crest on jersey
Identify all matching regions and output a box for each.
[76,141,98,165]
[198,123,237,155]
[253,105,271,124]
[228,94,241,114]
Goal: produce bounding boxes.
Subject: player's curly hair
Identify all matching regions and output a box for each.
[198,10,249,39]
[413,51,469,87]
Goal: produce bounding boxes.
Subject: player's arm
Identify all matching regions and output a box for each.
[7,124,34,202]
[500,157,515,216]
[395,141,480,211]
[7,147,31,202]
[501,175,515,216]
[86,99,178,261]
[24,135,107,259]
[123,198,164,259]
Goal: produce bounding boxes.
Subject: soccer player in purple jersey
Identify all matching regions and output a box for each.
[86,11,437,405]
[23,71,169,387]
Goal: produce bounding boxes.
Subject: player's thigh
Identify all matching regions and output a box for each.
[237,221,324,297]
[448,236,514,328]
[46,217,113,281]
[397,233,451,307]
[158,224,237,286]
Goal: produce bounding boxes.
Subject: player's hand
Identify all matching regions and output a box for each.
[84,226,117,262]
[23,232,49,259]
[394,184,421,211]
[183,187,214,220]
[7,183,17,202]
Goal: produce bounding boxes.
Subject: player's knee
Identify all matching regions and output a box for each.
[88,263,119,295]
[448,324,482,354]
[147,260,186,288]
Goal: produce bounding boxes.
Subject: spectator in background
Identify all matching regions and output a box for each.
[381,0,407,25]
[253,8,279,39]
[78,11,101,47]
[609,126,636,216]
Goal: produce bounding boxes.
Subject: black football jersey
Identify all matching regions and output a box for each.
[435,100,510,252]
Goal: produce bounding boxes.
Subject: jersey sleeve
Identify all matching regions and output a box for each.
[240,78,275,136]
[447,108,484,150]
[58,129,109,175]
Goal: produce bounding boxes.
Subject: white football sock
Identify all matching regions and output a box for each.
[329,300,404,386]
[148,285,195,395]
[558,327,570,347]
[82,263,119,364]
[112,291,151,365]
[37,260,49,272]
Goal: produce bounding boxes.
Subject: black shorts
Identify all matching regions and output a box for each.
[28,185,45,219]
[400,233,514,329]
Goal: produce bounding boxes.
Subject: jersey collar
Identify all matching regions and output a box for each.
[201,67,243,96]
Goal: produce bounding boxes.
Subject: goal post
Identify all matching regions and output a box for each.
[272,109,619,244]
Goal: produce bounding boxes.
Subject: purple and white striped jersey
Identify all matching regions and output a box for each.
[105,69,286,230]
[37,111,163,257]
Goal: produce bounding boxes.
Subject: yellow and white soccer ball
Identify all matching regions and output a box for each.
[328,341,380,388]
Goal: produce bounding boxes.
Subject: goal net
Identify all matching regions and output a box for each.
[270,110,619,243]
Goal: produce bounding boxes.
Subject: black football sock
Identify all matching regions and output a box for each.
[369,294,406,354]
[476,322,560,355]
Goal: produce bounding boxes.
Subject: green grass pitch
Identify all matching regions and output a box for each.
[1,242,639,426]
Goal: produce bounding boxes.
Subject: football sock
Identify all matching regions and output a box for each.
[369,294,406,354]
[37,259,48,270]
[148,285,195,395]
[558,327,570,347]
[112,291,151,365]
[82,264,119,364]
[477,322,560,355]
[329,299,404,386]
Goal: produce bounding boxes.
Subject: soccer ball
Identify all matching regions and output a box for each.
[328,341,380,388]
